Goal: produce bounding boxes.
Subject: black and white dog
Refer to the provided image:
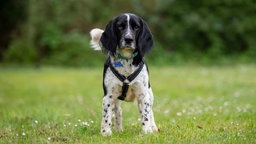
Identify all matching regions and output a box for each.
[90,13,157,136]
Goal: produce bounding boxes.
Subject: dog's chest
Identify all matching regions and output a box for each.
[113,85,136,102]
[115,61,134,77]
[113,60,137,102]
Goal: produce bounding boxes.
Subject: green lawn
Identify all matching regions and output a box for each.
[0,65,255,143]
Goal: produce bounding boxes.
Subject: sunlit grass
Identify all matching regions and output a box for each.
[0,65,255,143]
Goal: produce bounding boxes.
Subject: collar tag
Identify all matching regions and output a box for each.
[114,61,123,67]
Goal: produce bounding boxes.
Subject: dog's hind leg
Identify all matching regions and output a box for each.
[113,100,123,131]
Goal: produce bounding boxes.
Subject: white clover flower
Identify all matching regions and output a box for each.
[164,109,169,114]
[34,120,38,124]
[82,121,90,127]
[74,124,78,127]
[22,132,26,136]
[48,137,51,141]
[78,119,81,122]
[224,102,229,106]
[90,120,94,123]
[177,112,182,116]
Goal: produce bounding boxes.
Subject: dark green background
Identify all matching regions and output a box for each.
[1,0,255,66]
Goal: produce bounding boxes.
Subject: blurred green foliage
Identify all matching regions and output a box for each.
[0,0,255,66]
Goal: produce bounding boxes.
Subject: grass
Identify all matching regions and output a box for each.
[0,65,255,143]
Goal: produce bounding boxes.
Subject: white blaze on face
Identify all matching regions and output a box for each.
[125,14,132,39]
[120,14,135,50]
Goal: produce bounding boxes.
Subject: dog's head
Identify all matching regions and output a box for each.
[100,13,154,64]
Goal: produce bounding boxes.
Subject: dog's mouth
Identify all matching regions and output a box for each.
[120,45,135,49]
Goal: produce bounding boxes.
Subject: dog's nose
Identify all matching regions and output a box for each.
[124,37,133,44]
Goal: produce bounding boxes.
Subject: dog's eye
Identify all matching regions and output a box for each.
[134,25,140,30]
[117,24,125,30]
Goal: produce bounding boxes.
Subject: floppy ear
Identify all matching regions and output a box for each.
[136,19,154,58]
[100,19,117,56]
[133,19,154,66]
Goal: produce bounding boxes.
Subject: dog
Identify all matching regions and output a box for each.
[90,13,158,136]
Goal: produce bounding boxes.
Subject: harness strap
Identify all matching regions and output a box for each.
[108,59,144,101]
[119,83,129,100]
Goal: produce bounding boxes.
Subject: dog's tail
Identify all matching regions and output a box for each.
[89,28,104,51]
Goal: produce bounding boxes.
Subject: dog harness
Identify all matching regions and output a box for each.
[108,59,144,101]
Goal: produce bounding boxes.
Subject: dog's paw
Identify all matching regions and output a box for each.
[151,125,158,132]
[101,129,112,136]
[142,125,159,134]
[115,126,123,132]
[142,127,154,134]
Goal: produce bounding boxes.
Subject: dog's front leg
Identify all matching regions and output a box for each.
[148,88,158,131]
[101,95,114,136]
[138,92,154,134]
